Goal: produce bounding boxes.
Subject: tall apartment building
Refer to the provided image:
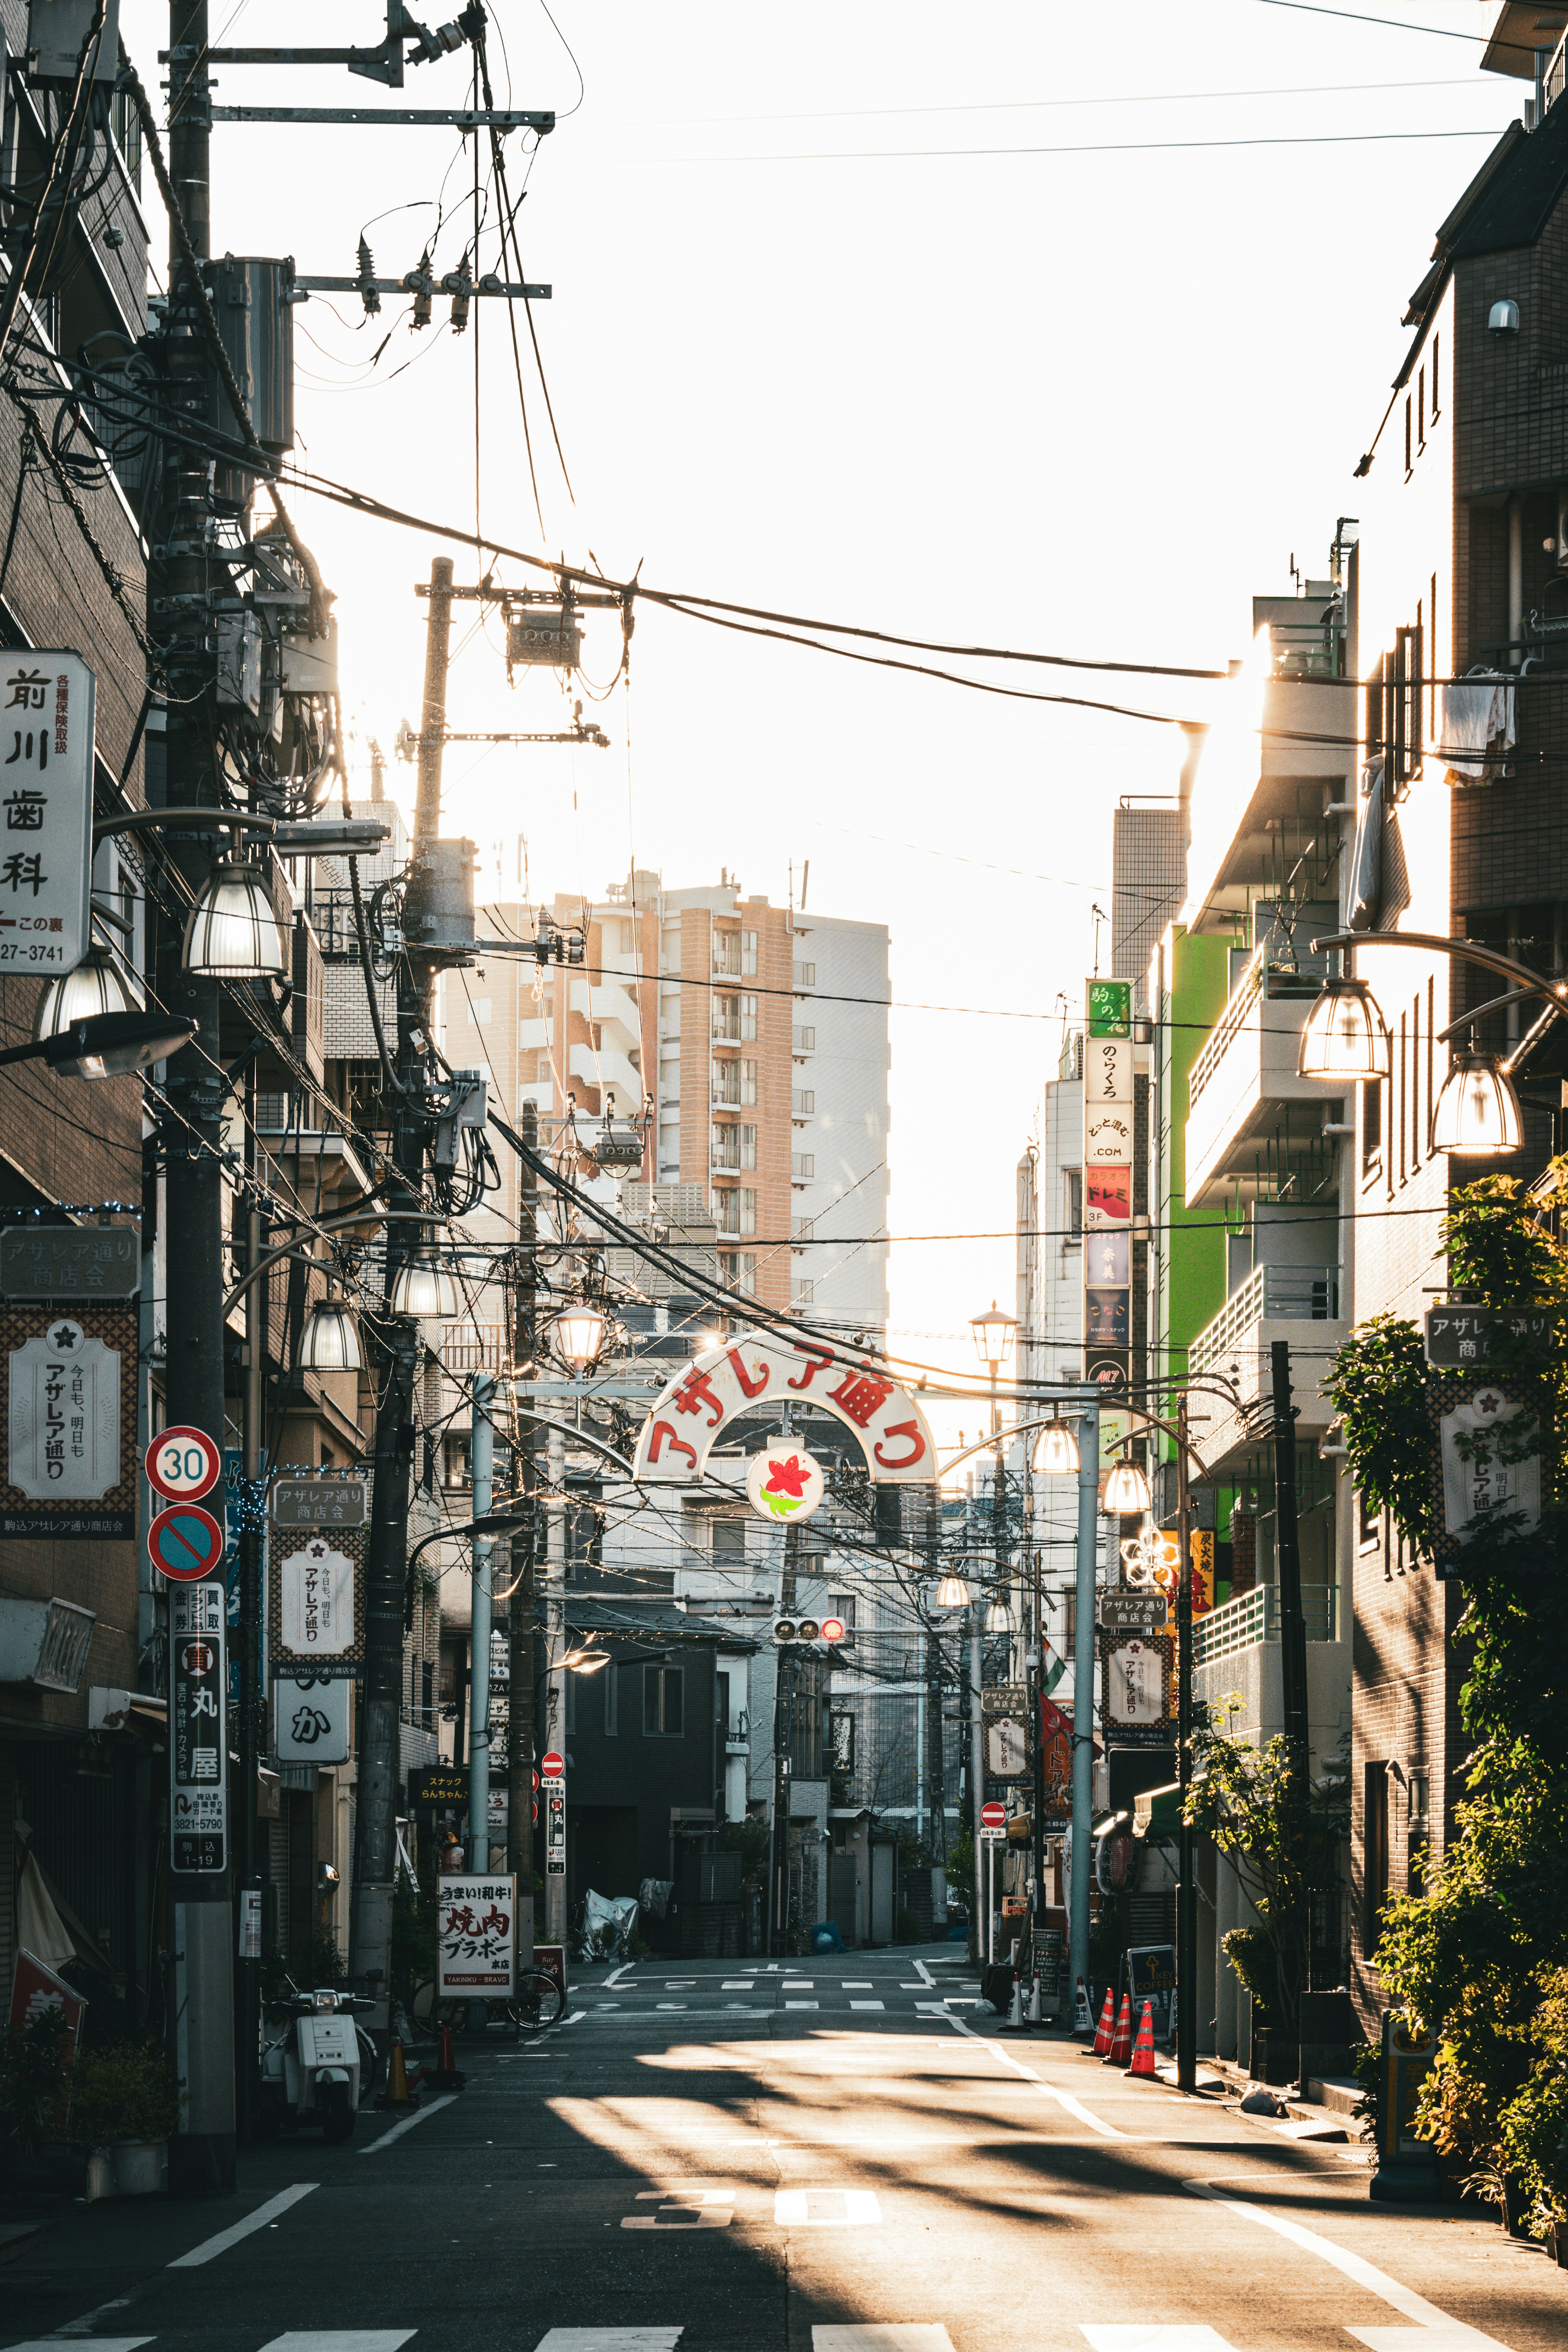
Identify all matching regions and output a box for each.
[438,870,890,1334]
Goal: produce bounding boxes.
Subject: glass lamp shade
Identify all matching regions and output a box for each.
[566,1647,610,1674]
[299,1298,362,1373]
[182,856,287,979]
[556,1302,608,1370]
[1431,1048,1522,1155]
[1298,975,1386,1081]
[969,1298,1018,1367]
[934,1572,973,1609]
[1033,1417,1081,1476]
[389,1249,459,1319]
[1104,1456,1153,1515]
[983,1596,1017,1635]
[34,946,136,1041]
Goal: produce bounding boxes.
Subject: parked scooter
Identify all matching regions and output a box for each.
[259,1981,380,2143]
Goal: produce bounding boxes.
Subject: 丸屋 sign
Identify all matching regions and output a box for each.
[0,653,95,973]
[171,1581,227,1873]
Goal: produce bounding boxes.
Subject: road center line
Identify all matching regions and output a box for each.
[359,2092,458,2154]
[940,2015,1125,2138]
[1183,2180,1518,2350]
[167,2183,318,2267]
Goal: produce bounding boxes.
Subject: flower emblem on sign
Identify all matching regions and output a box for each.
[1119,1528,1181,1591]
[746,1446,826,1523]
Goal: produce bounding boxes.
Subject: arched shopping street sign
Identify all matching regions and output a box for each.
[633,1330,936,1484]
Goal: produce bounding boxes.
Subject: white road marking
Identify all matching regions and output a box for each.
[785,2000,820,2010]
[775,2188,882,2225]
[850,2001,885,2011]
[1184,2181,1518,2351]
[657,2003,687,2011]
[623,2190,734,2230]
[565,2009,590,2024]
[784,1980,814,1989]
[601,1964,635,1989]
[359,2093,459,2154]
[722,1980,755,1989]
[1082,2332,1238,2352]
[4,2342,152,2352]
[842,1981,873,1988]
[166,2182,318,2266]
[664,1980,695,1988]
[534,2334,682,2352]
[913,1959,936,1986]
[941,2014,1126,2139]
[814,2333,952,2352]
[260,2336,416,2352]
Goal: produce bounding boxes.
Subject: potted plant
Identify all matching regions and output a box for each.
[0,2005,74,2185]
[69,2042,181,2196]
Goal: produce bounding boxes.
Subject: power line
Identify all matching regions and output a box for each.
[645,125,1503,168]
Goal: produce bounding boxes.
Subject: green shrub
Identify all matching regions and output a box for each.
[0,2005,71,2154]
[69,2042,181,2145]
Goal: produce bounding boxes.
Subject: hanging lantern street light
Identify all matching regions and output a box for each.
[182,852,287,979]
[1297,974,1387,1081]
[933,1572,973,1609]
[390,1246,459,1320]
[555,1298,609,1372]
[1430,1044,1523,1155]
[1033,1416,1080,1476]
[299,1293,363,1374]
[984,1594,1016,1635]
[969,1299,1018,1369]
[1103,1454,1153,1516]
[33,945,137,1043]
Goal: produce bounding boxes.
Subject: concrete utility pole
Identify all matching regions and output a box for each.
[1069,1391,1101,2022]
[544,1420,567,1946]
[1175,1394,1196,2092]
[160,0,234,2198]
[468,1373,496,1871]
[350,557,454,2010]
[508,1101,539,1969]
[1270,1340,1311,2027]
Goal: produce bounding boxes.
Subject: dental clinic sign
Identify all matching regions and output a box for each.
[0,654,94,974]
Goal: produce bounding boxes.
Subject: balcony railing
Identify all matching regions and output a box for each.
[439,1323,511,1372]
[1193,1581,1339,1668]
[1188,1261,1339,1376]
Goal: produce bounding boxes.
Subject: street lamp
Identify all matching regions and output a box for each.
[561,1645,610,1673]
[390,1246,459,1320]
[182,852,288,979]
[1297,974,1386,1081]
[934,1572,973,1608]
[1430,1045,1522,1155]
[1033,1416,1080,1475]
[969,1300,1018,1369]
[33,944,137,1039]
[0,1007,196,1082]
[298,1293,363,1373]
[554,1298,608,1372]
[1103,1453,1152,1516]
[984,1594,1016,1635]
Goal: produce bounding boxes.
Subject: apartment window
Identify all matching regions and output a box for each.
[828,1592,857,1631]
[739,1124,756,1168]
[742,930,758,976]
[792,1025,816,1051]
[737,1187,757,1235]
[712,1519,746,1566]
[713,928,741,977]
[1065,1169,1083,1235]
[421,1660,434,1726]
[792,1276,816,1305]
[644,1663,684,1737]
[1365,1762,1391,1951]
[712,1057,738,1105]
[713,994,739,1040]
[794,961,815,988]
[792,1088,814,1115]
[792,1153,815,1180]
[741,1058,757,1105]
[1361,1076,1382,1176]
[722,1251,758,1293]
[1430,332,1440,417]
[1358,1487,1380,1552]
[604,1665,619,1736]
[528,1049,553,1082]
[1392,623,1423,785]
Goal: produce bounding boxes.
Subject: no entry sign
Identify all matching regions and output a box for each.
[540,1749,565,1779]
[145,1425,220,1502]
[147,1502,225,1583]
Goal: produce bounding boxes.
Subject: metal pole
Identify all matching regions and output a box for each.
[969,1596,984,1953]
[770,1520,800,1955]
[544,1421,567,1948]
[1271,1340,1311,2038]
[235,1175,264,2142]
[508,1101,539,1972]
[1176,1394,1196,2092]
[1069,1389,1100,2026]
[467,1374,495,1870]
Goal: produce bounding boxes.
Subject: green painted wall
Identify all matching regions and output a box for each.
[1156,926,1231,1383]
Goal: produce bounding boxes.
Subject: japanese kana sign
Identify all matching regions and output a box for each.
[0,653,94,973]
[1087,978,1131,1038]
[1084,983,1135,1393]
[171,1581,227,1874]
[0,1302,136,1536]
[1100,1632,1173,1747]
[273,1674,351,1764]
[268,1476,368,1678]
[1423,1307,1564,1368]
[1428,1373,1542,1580]
[633,1330,935,1484]
[0,1226,138,1300]
[437,1872,516,1996]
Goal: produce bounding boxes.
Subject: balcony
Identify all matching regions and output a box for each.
[1184,949,1341,1208]
[1188,1260,1348,1467]
[1192,1581,1338,1670]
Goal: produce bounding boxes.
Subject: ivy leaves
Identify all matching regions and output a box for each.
[1325,1313,1437,1555]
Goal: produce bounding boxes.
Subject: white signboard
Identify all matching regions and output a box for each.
[274,1674,351,1764]
[7,1317,120,1499]
[1105,1636,1167,1727]
[280,1540,355,1660]
[1439,1385,1540,1542]
[437,1872,517,1997]
[984,1716,1029,1779]
[1083,1038,1134,1164]
[0,652,94,972]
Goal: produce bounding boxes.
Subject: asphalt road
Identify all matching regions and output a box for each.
[5,1946,1565,2352]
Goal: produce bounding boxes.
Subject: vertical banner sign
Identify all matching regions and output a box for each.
[0,1300,137,1538]
[436,1872,517,1997]
[1084,979,1134,1394]
[267,1474,368,1677]
[171,1581,227,1873]
[542,1775,566,1877]
[0,652,94,973]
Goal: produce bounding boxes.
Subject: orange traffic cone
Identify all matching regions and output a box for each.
[1103,1992,1133,2067]
[1091,1989,1116,2055]
[377,2036,421,2109]
[1127,1999,1158,2078]
[431,2022,464,2094]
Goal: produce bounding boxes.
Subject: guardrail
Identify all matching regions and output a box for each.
[1193,1581,1339,1667]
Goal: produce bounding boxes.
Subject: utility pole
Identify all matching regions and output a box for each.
[508,1102,539,1970]
[350,557,454,2011]
[1270,1340,1311,2031]
[1069,1390,1100,2024]
[159,0,234,2198]
[1175,1395,1196,2092]
[969,1596,984,1951]
[770,1519,801,1954]
[468,1373,495,1871]
[544,1420,567,1947]
[235,1148,265,2143]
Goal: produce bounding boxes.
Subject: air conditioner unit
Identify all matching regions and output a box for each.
[0,1594,96,1693]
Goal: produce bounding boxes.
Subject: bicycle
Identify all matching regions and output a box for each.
[411,1967,566,2038]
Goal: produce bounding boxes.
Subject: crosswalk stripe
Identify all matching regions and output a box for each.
[785,2000,819,2010]
[851,2000,885,2011]
[2,2341,153,2352]
[260,2336,415,2352]
[535,2334,683,2352]
[776,2189,882,2225]
[1082,2331,1237,2352]
[815,2330,954,2352]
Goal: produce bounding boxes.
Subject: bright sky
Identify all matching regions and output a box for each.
[120,0,1522,1391]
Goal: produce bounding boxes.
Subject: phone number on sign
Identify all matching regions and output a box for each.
[0,943,70,961]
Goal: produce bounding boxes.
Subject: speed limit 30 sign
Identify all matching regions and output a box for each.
[146,1426,220,1503]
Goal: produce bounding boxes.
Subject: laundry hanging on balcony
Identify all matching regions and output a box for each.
[1438,671,1515,784]
[1347,759,1384,933]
